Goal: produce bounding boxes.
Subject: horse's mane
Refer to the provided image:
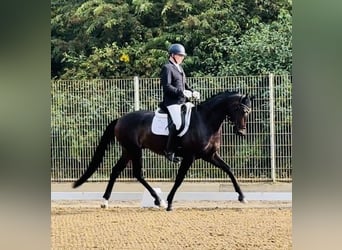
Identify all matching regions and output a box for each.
[198,90,241,107]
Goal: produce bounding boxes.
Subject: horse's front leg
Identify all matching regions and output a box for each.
[205,153,247,203]
[166,156,194,211]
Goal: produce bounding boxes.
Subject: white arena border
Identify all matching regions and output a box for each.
[51,191,291,201]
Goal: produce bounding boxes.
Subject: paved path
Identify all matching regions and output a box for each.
[52,182,292,202]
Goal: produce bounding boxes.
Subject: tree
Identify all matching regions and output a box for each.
[51,0,292,79]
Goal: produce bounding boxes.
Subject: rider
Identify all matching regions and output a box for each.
[160,43,200,163]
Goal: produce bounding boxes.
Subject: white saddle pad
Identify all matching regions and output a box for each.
[151,102,195,137]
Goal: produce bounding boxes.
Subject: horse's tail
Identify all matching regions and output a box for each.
[73,119,117,188]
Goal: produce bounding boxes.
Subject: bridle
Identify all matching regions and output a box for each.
[238,95,252,114]
[240,103,251,114]
[230,95,252,130]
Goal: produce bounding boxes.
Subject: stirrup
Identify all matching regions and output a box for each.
[165,152,181,164]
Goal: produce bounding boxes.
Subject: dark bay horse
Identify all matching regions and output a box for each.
[73,91,253,211]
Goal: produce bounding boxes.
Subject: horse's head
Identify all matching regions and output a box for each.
[230,94,253,137]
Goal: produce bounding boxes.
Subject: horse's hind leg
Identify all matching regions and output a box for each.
[102,155,129,208]
[132,150,165,208]
[206,153,247,203]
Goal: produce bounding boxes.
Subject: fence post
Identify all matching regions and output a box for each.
[269,73,276,182]
[133,76,140,111]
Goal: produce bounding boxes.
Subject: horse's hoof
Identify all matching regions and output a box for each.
[166,205,173,211]
[238,195,248,203]
[240,198,248,204]
[239,197,248,204]
[101,200,109,208]
[154,199,160,206]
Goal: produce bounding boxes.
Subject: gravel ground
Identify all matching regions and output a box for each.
[51,200,292,250]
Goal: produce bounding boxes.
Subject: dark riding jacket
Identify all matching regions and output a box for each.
[160,60,192,106]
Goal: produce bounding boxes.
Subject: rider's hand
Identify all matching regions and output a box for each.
[183,90,192,98]
[192,91,200,100]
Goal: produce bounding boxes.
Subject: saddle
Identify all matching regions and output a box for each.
[151,102,195,137]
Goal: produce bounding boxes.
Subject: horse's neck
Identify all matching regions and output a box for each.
[203,107,226,132]
[199,95,238,132]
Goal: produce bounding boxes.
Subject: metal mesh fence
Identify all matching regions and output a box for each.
[51,75,292,182]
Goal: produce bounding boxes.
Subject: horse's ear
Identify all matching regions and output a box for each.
[247,94,256,101]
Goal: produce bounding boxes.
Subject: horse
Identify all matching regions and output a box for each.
[73,90,253,211]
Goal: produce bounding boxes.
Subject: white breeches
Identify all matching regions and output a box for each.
[166,104,182,130]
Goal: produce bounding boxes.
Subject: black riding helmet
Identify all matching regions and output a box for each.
[168,43,186,56]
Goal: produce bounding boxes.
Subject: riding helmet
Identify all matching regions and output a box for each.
[168,43,186,56]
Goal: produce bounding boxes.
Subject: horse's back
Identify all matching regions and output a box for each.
[116,111,153,131]
[114,111,154,145]
[115,110,169,154]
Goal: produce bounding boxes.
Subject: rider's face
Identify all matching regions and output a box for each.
[173,54,185,64]
[175,55,184,63]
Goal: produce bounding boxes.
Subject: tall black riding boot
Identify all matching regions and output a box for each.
[164,124,181,163]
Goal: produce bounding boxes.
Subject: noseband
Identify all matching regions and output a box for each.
[230,95,252,129]
[240,103,251,114]
[238,95,252,114]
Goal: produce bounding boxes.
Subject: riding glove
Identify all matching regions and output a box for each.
[183,90,192,98]
[192,91,200,100]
